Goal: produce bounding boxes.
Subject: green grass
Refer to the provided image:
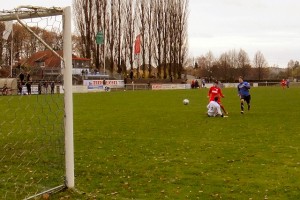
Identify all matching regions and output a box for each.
[0,94,65,199]
[2,87,300,199]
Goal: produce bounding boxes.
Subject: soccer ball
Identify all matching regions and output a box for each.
[183,99,189,105]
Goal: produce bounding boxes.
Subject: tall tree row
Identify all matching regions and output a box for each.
[72,0,189,79]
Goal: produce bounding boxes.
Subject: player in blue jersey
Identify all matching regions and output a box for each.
[237,76,251,114]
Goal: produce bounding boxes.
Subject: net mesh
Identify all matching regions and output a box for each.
[0,7,66,199]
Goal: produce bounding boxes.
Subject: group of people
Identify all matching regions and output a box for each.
[191,79,200,89]
[37,81,56,94]
[17,80,55,95]
[207,76,251,117]
[281,79,290,89]
[191,79,206,89]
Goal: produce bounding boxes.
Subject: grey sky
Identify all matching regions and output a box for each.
[188,0,300,67]
[2,0,300,67]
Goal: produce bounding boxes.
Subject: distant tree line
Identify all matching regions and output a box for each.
[187,49,300,82]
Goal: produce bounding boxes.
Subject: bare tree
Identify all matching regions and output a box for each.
[146,0,155,78]
[73,0,95,60]
[285,60,294,78]
[253,51,268,80]
[168,0,176,80]
[205,51,215,81]
[106,0,116,73]
[162,0,169,79]
[116,0,123,74]
[237,49,251,79]
[177,0,188,79]
[194,55,207,78]
[153,0,164,78]
[218,52,230,81]
[288,60,300,79]
[94,0,105,69]
[137,0,148,78]
[227,49,238,81]
[123,0,136,72]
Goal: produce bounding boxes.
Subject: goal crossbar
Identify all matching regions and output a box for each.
[0,6,63,21]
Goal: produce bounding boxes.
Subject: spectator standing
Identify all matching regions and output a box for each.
[18,82,23,95]
[124,77,127,90]
[130,70,134,80]
[194,80,199,88]
[26,73,31,82]
[191,80,195,89]
[19,72,25,84]
[50,81,55,94]
[201,79,206,88]
[26,81,31,95]
[38,82,42,94]
[44,81,49,94]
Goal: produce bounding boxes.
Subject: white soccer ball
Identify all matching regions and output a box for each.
[183,99,189,105]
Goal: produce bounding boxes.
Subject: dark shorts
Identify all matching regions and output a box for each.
[241,95,251,104]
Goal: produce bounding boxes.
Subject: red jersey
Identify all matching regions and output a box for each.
[208,86,224,103]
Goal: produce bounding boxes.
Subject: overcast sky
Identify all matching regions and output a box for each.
[188,0,300,67]
[2,0,300,67]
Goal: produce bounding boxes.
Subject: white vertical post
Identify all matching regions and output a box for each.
[63,6,74,188]
[10,23,13,78]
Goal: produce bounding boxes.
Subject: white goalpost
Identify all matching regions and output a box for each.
[0,6,74,199]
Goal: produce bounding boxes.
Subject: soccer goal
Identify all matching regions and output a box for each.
[0,6,74,199]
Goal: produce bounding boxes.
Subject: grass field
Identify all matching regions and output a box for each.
[0,93,65,199]
[2,86,300,199]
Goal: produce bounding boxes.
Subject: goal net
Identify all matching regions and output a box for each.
[0,6,73,199]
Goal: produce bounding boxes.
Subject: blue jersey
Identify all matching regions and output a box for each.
[238,81,250,97]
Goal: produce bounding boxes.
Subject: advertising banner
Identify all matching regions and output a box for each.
[83,80,124,91]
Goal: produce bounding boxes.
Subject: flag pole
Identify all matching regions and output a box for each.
[2,21,13,77]
[134,34,141,78]
[10,23,13,78]
[137,54,140,78]
[104,32,106,75]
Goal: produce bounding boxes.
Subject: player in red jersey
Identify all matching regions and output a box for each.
[281,79,286,89]
[208,80,228,114]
